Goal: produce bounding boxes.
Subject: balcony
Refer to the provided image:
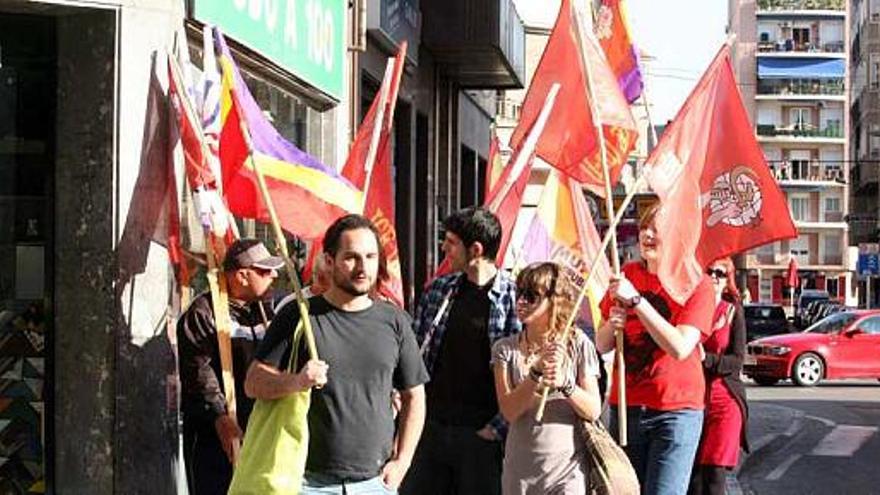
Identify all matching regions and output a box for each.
[756,39,845,55]
[854,160,880,191]
[421,0,525,88]
[757,0,844,11]
[756,79,844,99]
[767,160,845,185]
[756,122,844,143]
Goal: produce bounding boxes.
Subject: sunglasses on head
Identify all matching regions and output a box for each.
[706,268,727,279]
[516,288,545,305]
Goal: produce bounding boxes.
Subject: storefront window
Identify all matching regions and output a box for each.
[0,14,55,492]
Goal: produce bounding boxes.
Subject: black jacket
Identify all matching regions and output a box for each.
[702,299,750,453]
[177,291,274,430]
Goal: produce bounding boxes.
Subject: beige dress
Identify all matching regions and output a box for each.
[492,331,600,495]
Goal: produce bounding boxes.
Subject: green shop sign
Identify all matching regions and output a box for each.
[194,0,345,100]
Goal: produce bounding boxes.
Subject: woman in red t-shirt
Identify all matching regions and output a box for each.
[597,204,715,495]
[688,257,749,495]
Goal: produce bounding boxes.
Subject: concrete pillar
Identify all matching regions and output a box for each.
[54,10,117,494]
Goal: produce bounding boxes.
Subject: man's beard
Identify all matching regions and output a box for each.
[334,272,374,297]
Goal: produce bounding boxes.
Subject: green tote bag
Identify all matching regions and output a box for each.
[228,319,310,495]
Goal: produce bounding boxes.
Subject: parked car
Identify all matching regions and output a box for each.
[802,299,835,328]
[745,310,880,386]
[743,303,790,342]
[795,290,829,328]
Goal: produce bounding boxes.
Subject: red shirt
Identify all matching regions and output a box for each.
[600,261,715,411]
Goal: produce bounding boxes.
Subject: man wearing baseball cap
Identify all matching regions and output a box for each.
[177,238,283,495]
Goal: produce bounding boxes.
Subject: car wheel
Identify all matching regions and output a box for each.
[753,376,779,386]
[792,353,824,386]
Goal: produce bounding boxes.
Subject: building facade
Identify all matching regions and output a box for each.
[849,0,880,305]
[0,0,523,492]
[729,0,854,306]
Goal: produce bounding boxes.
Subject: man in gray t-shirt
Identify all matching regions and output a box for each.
[246,215,428,493]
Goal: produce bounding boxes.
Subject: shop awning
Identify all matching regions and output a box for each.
[757,58,845,79]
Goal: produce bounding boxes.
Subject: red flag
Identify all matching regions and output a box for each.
[336,43,407,307]
[787,256,799,287]
[429,85,561,282]
[646,45,797,303]
[508,0,637,195]
[167,54,216,191]
[484,133,504,198]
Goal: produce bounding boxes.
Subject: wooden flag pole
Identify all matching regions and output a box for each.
[168,51,239,440]
[359,59,394,213]
[488,84,561,214]
[534,3,629,446]
[244,149,319,361]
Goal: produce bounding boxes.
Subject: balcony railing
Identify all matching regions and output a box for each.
[757,0,844,11]
[754,252,843,266]
[757,79,844,96]
[757,39,845,53]
[766,160,845,182]
[756,122,843,139]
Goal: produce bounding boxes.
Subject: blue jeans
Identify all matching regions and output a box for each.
[302,473,396,494]
[610,407,704,495]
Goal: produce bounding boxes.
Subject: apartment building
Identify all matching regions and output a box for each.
[729,0,854,306]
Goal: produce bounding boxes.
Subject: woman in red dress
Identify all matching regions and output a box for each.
[689,257,749,495]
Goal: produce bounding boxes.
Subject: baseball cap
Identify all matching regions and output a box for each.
[223,239,284,271]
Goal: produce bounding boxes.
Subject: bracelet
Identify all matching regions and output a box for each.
[559,378,575,398]
[528,367,543,383]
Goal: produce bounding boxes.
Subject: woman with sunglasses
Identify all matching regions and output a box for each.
[597,204,716,495]
[688,257,749,495]
[491,262,602,494]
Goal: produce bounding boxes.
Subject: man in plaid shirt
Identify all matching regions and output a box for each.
[402,207,521,495]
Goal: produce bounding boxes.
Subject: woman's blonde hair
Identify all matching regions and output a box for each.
[516,262,579,349]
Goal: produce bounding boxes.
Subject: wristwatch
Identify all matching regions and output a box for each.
[559,380,575,398]
[528,367,543,383]
[625,294,642,309]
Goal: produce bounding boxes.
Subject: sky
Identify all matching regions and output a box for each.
[626,0,729,123]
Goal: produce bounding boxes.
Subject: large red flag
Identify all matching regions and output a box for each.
[429,85,561,281]
[484,133,504,199]
[508,0,637,195]
[646,45,797,303]
[340,44,408,307]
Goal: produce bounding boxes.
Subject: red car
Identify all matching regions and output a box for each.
[744,310,880,386]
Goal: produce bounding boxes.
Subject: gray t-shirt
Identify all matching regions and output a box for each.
[255,295,429,482]
[492,330,600,495]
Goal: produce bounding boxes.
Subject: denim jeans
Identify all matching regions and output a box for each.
[301,473,396,494]
[610,406,704,495]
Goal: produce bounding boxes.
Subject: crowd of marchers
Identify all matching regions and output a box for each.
[177,205,748,495]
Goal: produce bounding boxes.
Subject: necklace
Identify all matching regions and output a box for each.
[520,328,545,369]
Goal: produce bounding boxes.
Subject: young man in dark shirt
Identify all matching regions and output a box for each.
[246,214,429,493]
[403,207,521,495]
[177,238,282,495]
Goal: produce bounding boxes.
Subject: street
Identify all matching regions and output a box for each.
[734,380,880,495]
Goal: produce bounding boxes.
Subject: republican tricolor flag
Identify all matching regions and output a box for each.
[594,0,644,103]
[518,171,612,330]
[214,29,362,241]
[646,45,797,303]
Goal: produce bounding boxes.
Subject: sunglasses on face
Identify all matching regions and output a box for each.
[248,267,275,277]
[706,268,727,279]
[516,289,545,305]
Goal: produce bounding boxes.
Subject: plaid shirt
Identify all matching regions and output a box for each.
[413,270,521,435]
